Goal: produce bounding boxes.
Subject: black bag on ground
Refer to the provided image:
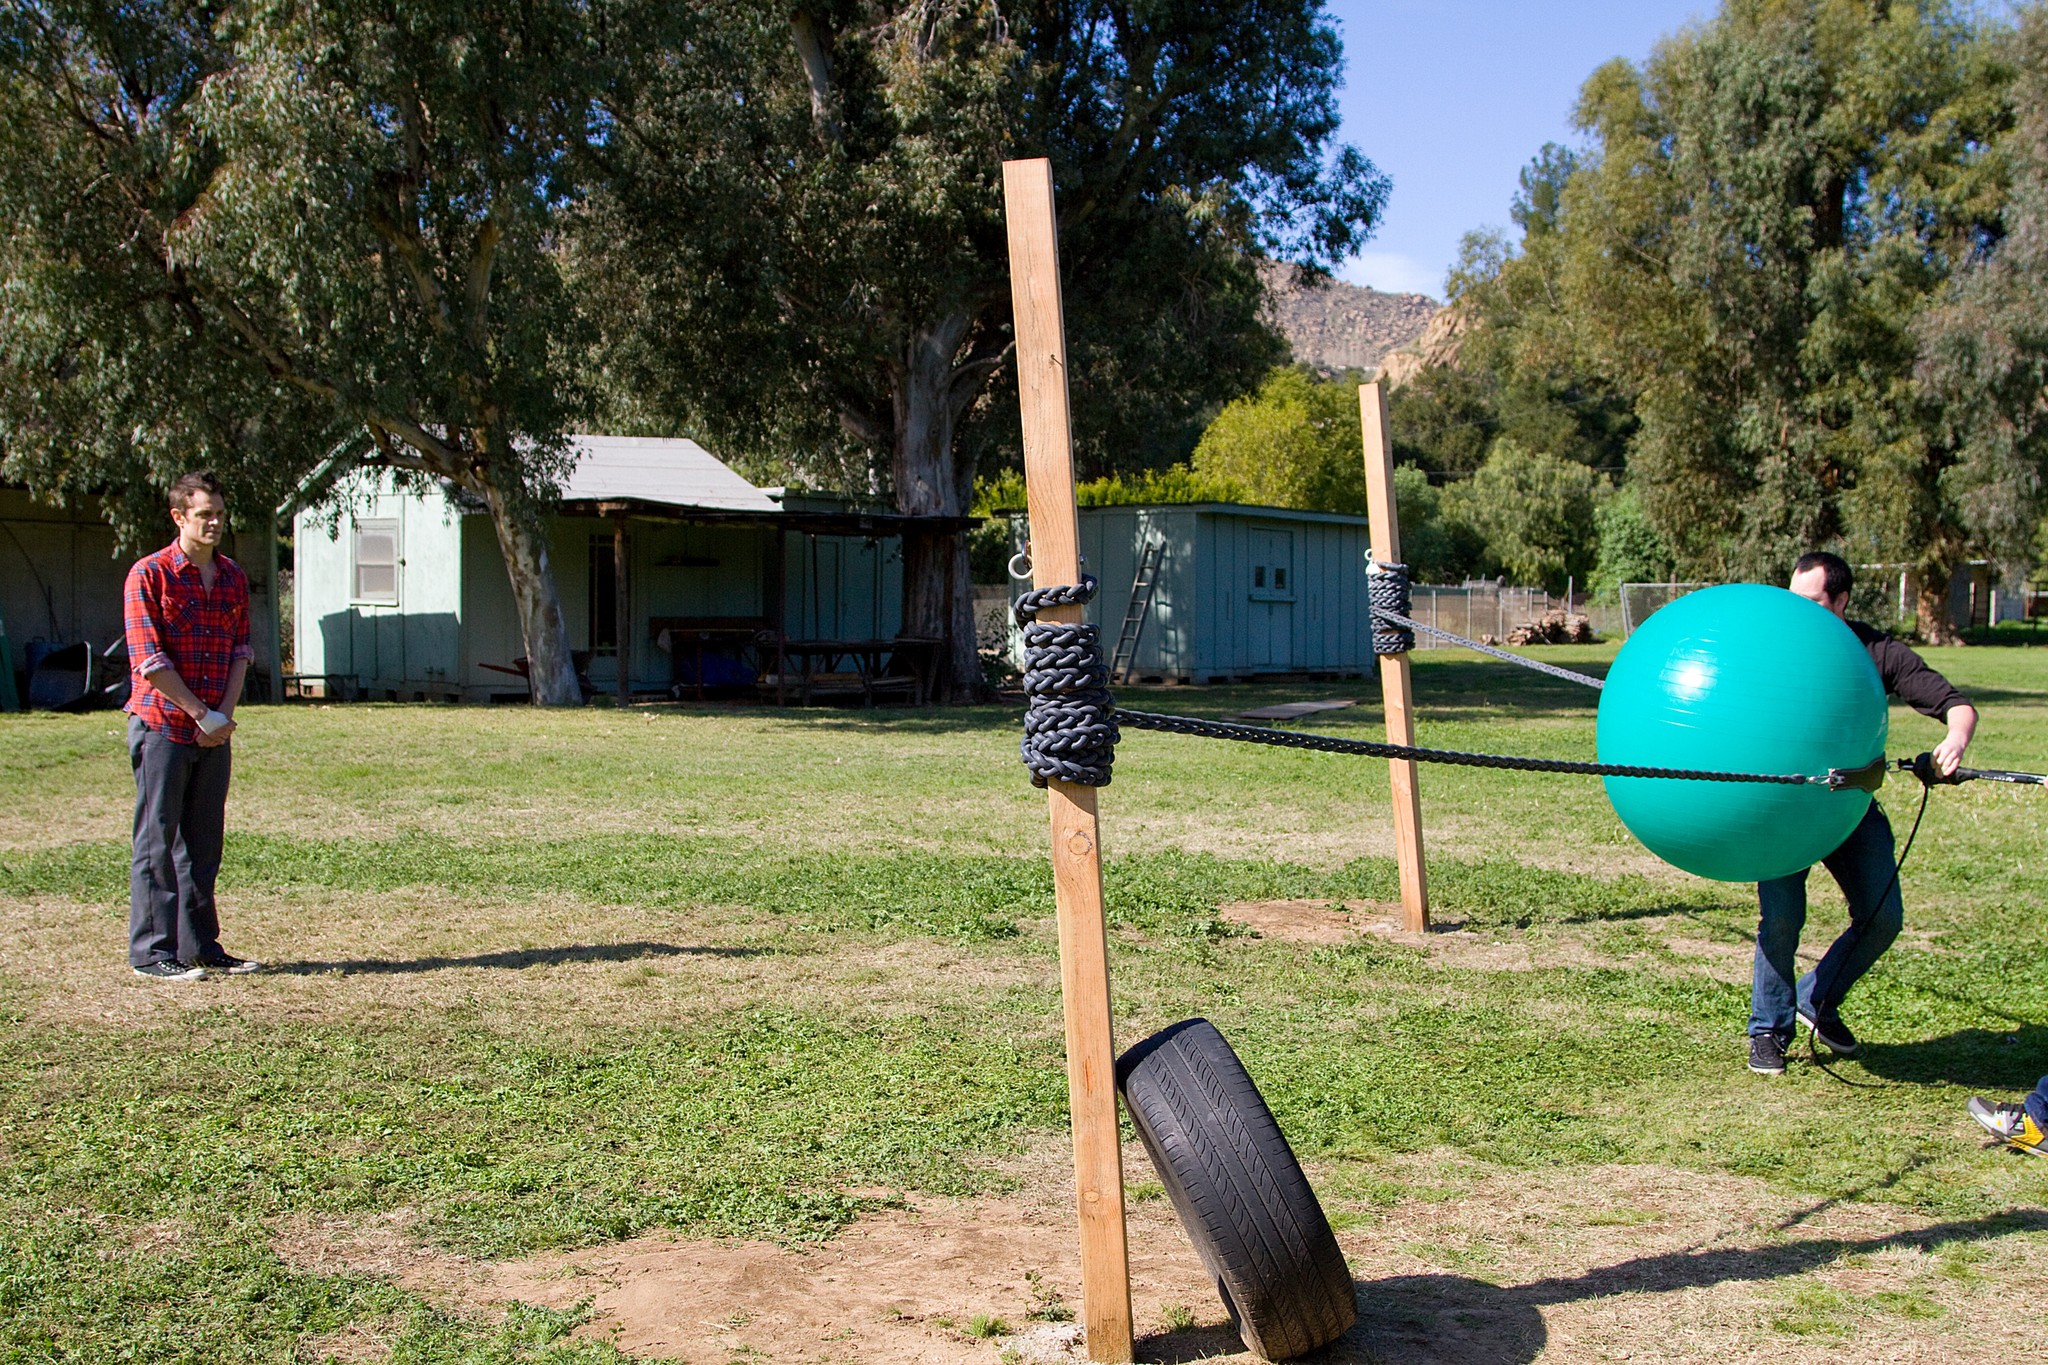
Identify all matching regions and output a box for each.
[1115,1018,1356,1360]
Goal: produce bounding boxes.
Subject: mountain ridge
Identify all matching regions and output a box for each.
[1260,264,1441,376]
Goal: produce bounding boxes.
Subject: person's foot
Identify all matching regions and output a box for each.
[1967,1097,2048,1157]
[133,960,206,981]
[197,952,263,975]
[1797,1002,1859,1056]
[1748,1031,1789,1075]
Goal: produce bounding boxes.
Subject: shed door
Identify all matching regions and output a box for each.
[1248,528,1295,670]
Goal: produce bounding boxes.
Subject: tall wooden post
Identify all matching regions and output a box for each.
[1003,156,1135,1365]
[1359,381,1430,931]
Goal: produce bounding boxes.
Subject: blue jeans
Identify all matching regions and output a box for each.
[2026,1078,2048,1130]
[1749,802,1901,1037]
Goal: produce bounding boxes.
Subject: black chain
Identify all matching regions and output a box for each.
[1113,709,1831,786]
[1014,577,1119,788]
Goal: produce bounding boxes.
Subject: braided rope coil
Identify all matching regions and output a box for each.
[1015,577,1120,788]
[1366,558,1415,655]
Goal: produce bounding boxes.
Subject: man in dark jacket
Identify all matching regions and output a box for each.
[1748,552,1977,1075]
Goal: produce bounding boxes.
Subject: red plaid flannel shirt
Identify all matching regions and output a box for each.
[123,542,254,745]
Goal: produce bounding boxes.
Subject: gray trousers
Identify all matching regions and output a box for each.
[128,716,232,966]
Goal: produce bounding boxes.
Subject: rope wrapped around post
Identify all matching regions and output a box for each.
[1366,557,1415,655]
[1015,576,1120,788]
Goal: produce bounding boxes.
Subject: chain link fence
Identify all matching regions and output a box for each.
[1405,583,1559,647]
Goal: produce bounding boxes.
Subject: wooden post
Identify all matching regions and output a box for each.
[1003,156,1135,1365]
[1359,380,1430,931]
[601,507,631,708]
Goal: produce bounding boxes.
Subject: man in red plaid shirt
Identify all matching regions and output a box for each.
[123,471,263,980]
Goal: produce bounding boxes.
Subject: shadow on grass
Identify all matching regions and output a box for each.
[270,941,764,976]
[1855,1025,2048,1091]
[1306,1207,2048,1364]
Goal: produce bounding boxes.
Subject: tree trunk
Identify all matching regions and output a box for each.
[890,314,980,701]
[1914,563,1961,645]
[901,525,976,698]
[480,481,583,704]
[232,514,283,704]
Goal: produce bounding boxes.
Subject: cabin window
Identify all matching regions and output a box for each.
[1248,529,1295,601]
[351,519,399,604]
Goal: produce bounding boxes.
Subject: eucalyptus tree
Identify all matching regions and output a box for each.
[1915,1,2048,592]
[1452,0,2019,637]
[590,1,1387,698]
[0,0,732,702]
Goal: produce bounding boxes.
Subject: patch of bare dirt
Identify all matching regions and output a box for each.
[277,1191,1227,1365]
[1217,898,1362,944]
[268,1143,2048,1365]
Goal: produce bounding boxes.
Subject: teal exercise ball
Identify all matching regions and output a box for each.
[1595,584,1887,882]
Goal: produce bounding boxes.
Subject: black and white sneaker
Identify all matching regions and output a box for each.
[198,952,263,976]
[133,960,207,981]
[1798,1003,1859,1056]
[1748,1031,1789,1075]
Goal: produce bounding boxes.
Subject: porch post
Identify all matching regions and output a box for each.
[598,503,631,706]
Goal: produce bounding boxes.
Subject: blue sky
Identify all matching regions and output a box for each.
[1324,1,1715,298]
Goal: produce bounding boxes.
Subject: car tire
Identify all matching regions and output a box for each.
[1115,1018,1356,1360]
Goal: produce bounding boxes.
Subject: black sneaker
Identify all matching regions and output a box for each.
[1798,1003,1859,1056]
[1748,1031,1788,1074]
[197,952,263,975]
[133,960,207,981]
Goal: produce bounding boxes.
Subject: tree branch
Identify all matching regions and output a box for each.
[464,219,503,355]
[791,11,843,147]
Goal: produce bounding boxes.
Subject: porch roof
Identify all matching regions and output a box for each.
[561,434,779,512]
[554,435,977,533]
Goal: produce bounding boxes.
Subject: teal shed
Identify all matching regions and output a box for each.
[1013,503,1378,683]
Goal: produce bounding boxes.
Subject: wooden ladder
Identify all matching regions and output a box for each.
[1108,539,1165,683]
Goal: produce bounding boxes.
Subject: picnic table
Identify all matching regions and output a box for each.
[767,636,943,706]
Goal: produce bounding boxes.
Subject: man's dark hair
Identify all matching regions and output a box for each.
[168,470,225,513]
[1794,551,1854,601]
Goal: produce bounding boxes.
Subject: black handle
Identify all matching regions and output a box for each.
[1906,752,1964,786]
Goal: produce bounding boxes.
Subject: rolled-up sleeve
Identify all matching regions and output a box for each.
[124,562,173,677]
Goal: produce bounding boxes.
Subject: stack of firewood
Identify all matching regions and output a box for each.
[1504,610,1598,646]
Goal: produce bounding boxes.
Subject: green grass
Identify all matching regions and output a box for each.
[2,643,2044,1359]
